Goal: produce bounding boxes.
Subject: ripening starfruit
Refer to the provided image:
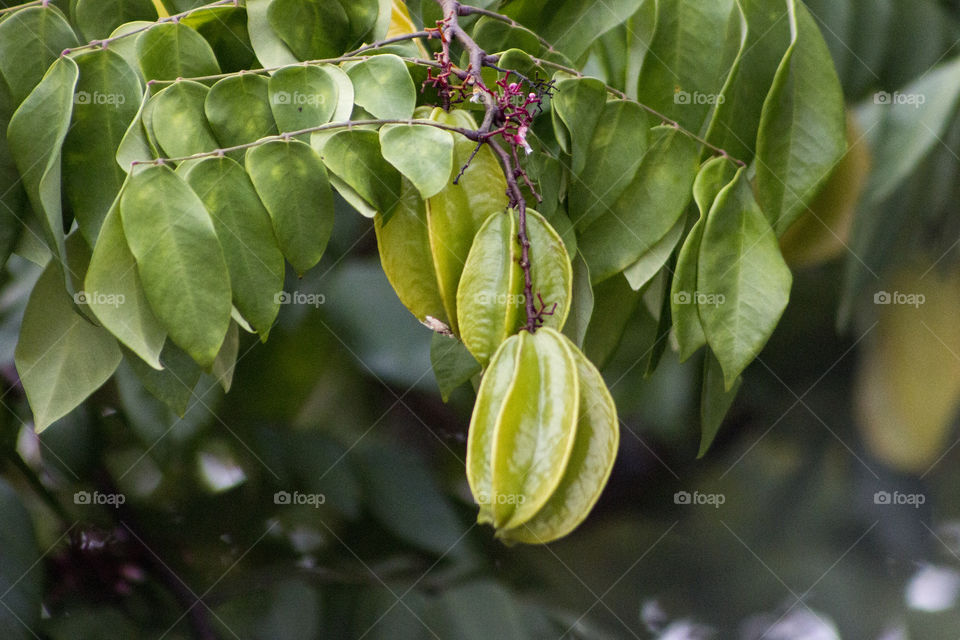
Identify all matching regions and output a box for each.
[466,327,619,544]
[457,208,573,367]
[375,107,507,334]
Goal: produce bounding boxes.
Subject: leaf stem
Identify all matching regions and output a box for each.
[130,118,480,166]
[62,0,238,55]
[453,5,561,56]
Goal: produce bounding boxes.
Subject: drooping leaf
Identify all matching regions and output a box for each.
[0,77,26,269]
[379,124,454,199]
[697,168,792,389]
[7,56,79,264]
[577,126,699,283]
[120,165,232,367]
[211,320,239,392]
[755,0,846,235]
[150,80,220,158]
[181,156,284,335]
[246,0,298,68]
[346,54,416,119]
[15,261,122,431]
[245,140,334,275]
[267,0,351,60]
[125,340,203,417]
[181,5,258,73]
[430,333,481,402]
[74,0,157,40]
[84,190,166,370]
[319,129,401,214]
[268,64,338,136]
[0,5,78,104]
[135,22,221,81]
[205,73,278,149]
[622,214,684,291]
[562,252,593,349]
[116,92,154,170]
[550,76,607,174]
[0,478,42,640]
[671,156,737,362]
[698,349,741,458]
[567,100,652,230]
[63,48,142,244]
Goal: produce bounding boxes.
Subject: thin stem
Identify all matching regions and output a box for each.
[454,5,560,56]
[131,118,479,166]
[3,451,71,523]
[147,55,446,87]
[344,31,438,56]
[0,0,44,15]
[528,55,747,167]
[63,0,237,55]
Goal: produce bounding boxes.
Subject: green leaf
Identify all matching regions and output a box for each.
[267,0,350,60]
[562,252,593,348]
[7,56,79,264]
[151,80,220,158]
[577,126,699,283]
[379,124,454,199]
[698,349,740,458]
[697,168,792,389]
[103,21,154,81]
[74,0,156,40]
[322,63,354,122]
[181,6,257,73]
[245,140,334,275]
[0,78,26,269]
[755,0,846,235]
[502,0,644,62]
[705,0,793,162]
[211,320,239,392]
[430,333,481,402]
[84,190,166,370]
[125,340,202,416]
[0,478,42,640]
[15,261,122,431]
[670,156,737,362]
[582,274,642,369]
[268,64,338,136]
[473,16,545,55]
[120,165,232,367]
[636,0,741,133]
[246,0,298,68]
[0,5,78,105]
[63,49,142,244]
[346,54,416,119]
[181,156,284,335]
[550,77,607,174]
[135,22,221,81]
[622,214,684,291]
[205,73,278,149]
[116,91,154,170]
[568,100,652,230]
[319,129,401,214]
